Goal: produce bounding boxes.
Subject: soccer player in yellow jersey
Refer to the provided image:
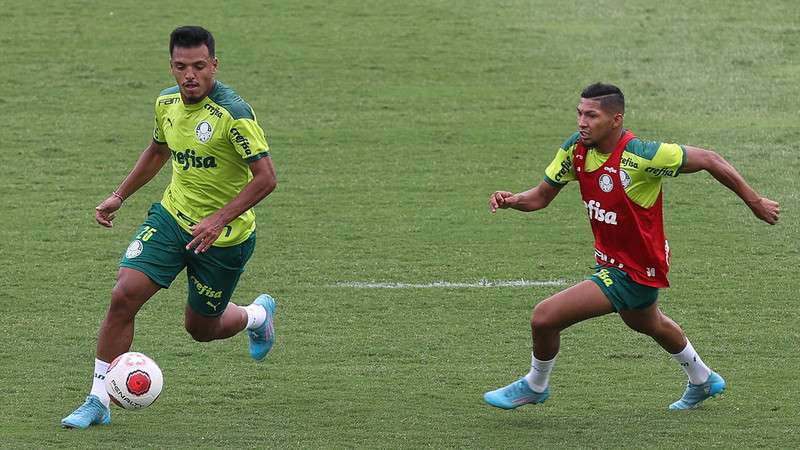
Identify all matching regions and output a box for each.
[62,26,277,429]
[483,83,779,411]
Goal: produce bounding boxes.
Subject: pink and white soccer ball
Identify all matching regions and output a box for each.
[105,352,163,410]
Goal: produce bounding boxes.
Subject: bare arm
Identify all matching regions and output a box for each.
[489,180,563,213]
[186,156,277,253]
[682,146,779,224]
[95,140,172,227]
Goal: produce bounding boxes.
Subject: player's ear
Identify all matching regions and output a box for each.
[211,57,219,73]
[613,112,624,127]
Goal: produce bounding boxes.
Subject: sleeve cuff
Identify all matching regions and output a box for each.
[676,145,687,175]
[544,175,565,187]
[245,151,270,163]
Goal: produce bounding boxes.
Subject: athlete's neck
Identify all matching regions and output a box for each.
[596,128,624,154]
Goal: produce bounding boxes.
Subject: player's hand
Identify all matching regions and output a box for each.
[186,213,226,254]
[747,197,780,225]
[489,191,518,213]
[95,195,122,228]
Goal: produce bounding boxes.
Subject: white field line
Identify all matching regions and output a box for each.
[331,279,568,289]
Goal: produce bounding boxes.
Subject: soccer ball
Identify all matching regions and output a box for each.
[105,352,163,410]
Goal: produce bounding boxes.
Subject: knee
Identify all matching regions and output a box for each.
[531,302,559,332]
[109,283,143,318]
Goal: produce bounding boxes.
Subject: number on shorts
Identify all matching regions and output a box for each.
[136,225,158,242]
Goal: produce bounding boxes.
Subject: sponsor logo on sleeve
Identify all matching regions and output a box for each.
[230,127,252,155]
[554,156,572,182]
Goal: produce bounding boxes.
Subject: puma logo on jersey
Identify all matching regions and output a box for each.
[584,200,618,225]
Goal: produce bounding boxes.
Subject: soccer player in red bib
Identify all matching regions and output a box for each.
[483,83,780,410]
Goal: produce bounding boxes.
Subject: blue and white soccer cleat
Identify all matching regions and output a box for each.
[248,294,276,361]
[61,395,111,429]
[669,371,726,410]
[483,378,550,410]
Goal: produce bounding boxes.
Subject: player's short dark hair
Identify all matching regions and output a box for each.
[581,82,625,114]
[169,26,215,58]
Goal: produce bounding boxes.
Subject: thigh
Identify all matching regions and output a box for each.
[184,235,255,317]
[119,203,187,288]
[535,280,615,329]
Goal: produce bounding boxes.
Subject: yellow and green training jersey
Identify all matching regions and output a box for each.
[153,80,270,246]
[544,131,686,208]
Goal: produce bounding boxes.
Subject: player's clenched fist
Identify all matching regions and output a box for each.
[489,191,517,213]
[748,197,780,225]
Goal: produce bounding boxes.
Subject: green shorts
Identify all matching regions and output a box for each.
[588,265,659,312]
[120,203,255,317]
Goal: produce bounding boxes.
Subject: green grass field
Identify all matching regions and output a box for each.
[1,0,798,448]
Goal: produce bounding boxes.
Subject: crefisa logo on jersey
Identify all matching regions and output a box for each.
[598,174,614,192]
[584,200,618,225]
[195,121,213,143]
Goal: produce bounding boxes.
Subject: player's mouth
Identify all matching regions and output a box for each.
[184,82,199,90]
[579,130,590,139]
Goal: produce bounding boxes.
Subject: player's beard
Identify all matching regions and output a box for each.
[181,82,210,104]
[182,89,204,104]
